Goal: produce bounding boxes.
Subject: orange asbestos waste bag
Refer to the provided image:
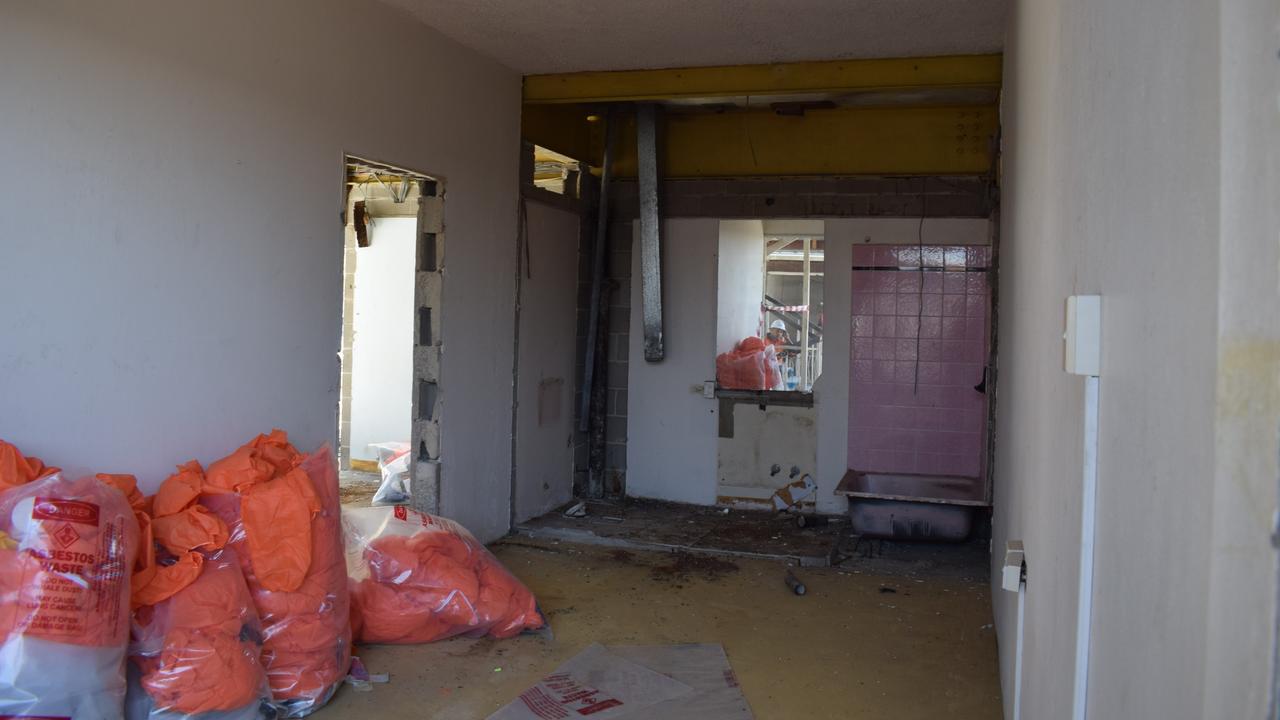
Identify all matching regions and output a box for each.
[201,437,350,718]
[715,336,783,391]
[126,461,227,611]
[343,506,544,645]
[128,548,271,720]
[0,463,140,719]
[0,439,59,492]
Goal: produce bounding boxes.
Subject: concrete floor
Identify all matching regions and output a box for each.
[318,537,1002,719]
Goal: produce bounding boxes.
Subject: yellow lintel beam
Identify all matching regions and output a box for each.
[605,105,997,178]
[524,54,1002,104]
[520,103,598,164]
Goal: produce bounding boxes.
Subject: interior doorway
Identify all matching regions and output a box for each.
[338,156,440,506]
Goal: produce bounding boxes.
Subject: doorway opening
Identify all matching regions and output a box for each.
[338,156,442,508]
[715,219,825,509]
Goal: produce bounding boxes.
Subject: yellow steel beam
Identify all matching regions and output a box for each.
[601,105,997,178]
[520,103,598,164]
[524,54,1001,104]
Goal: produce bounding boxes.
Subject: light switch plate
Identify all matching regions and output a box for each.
[1065,295,1101,376]
[1002,540,1026,592]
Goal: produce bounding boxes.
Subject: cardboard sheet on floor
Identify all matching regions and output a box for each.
[487,643,753,720]
[610,644,754,719]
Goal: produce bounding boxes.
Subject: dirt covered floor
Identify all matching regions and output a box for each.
[337,469,380,506]
[318,537,1002,719]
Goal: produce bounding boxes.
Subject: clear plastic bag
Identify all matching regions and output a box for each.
[201,443,351,718]
[0,473,140,719]
[368,442,410,506]
[343,505,544,645]
[127,548,272,719]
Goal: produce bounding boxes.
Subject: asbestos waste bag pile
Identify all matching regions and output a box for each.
[123,460,272,720]
[200,432,351,717]
[715,337,782,391]
[0,440,140,719]
[344,505,544,644]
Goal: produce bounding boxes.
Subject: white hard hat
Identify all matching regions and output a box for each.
[770,319,787,331]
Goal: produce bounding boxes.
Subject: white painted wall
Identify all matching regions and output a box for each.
[628,217,986,510]
[993,0,1278,717]
[626,219,720,505]
[513,199,580,523]
[715,220,764,354]
[0,1,520,540]
[348,217,415,462]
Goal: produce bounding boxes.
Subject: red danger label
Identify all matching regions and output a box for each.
[31,498,99,526]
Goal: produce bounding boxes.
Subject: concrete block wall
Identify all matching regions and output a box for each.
[411,189,445,514]
[573,219,633,496]
[338,229,357,469]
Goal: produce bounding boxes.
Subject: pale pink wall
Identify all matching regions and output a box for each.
[847,245,990,477]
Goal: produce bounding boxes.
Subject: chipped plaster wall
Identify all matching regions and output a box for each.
[0,0,520,540]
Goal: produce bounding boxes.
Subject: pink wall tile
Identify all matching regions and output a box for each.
[848,246,991,478]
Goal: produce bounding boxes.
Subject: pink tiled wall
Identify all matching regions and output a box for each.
[848,245,991,478]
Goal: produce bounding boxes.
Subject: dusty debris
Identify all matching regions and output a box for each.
[607,549,637,565]
[650,552,740,583]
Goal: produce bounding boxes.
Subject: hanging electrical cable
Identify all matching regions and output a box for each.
[913,195,927,394]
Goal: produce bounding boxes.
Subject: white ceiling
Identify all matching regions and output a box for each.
[381,0,1007,75]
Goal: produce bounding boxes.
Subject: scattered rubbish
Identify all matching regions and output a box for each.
[369,442,411,506]
[344,656,389,692]
[343,505,545,644]
[562,500,587,518]
[879,586,897,594]
[770,474,816,512]
[489,643,753,719]
[784,570,807,596]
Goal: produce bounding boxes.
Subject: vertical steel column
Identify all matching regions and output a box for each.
[579,112,615,435]
[800,236,811,389]
[637,103,665,362]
